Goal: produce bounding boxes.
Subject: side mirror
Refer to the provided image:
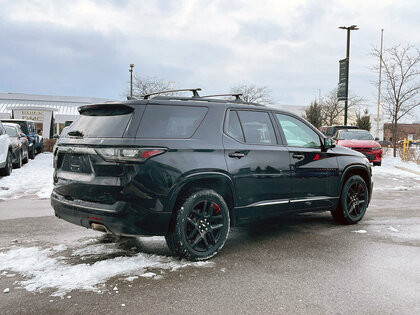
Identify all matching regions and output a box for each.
[20,133,26,138]
[375,137,379,141]
[323,138,335,150]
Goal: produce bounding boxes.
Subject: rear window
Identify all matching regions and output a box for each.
[137,105,207,139]
[66,114,132,138]
[3,121,28,134]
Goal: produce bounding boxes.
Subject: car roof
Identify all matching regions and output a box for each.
[1,119,34,123]
[3,122,21,129]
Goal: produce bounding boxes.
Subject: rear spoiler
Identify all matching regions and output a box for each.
[78,104,134,116]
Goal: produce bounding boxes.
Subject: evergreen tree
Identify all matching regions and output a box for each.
[355,109,371,131]
[302,100,323,128]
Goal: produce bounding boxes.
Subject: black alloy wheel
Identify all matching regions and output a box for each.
[331,175,368,224]
[166,189,230,261]
[29,145,35,160]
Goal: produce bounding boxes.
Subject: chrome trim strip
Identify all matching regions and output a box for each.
[290,196,339,203]
[237,199,289,208]
[57,146,98,155]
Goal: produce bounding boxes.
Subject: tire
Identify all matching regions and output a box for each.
[373,161,381,166]
[331,175,368,224]
[22,148,29,164]
[165,189,230,261]
[29,145,35,160]
[0,152,12,176]
[13,150,22,169]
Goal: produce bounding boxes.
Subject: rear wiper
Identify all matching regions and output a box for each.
[67,130,84,137]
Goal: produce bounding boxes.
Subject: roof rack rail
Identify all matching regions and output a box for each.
[201,93,243,101]
[126,96,140,100]
[142,88,202,100]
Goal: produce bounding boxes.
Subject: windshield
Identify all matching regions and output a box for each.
[4,125,17,137]
[339,130,374,140]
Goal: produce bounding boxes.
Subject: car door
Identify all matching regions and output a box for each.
[223,109,291,221]
[274,113,340,211]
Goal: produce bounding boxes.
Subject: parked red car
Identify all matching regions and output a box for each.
[333,129,383,166]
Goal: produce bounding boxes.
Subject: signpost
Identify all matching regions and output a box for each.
[337,58,348,101]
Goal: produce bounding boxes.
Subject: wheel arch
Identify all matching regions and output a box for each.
[340,164,372,203]
[167,172,237,226]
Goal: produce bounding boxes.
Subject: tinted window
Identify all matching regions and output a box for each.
[66,114,132,138]
[226,111,244,142]
[4,125,17,136]
[276,114,321,147]
[237,111,276,145]
[137,105,207,139]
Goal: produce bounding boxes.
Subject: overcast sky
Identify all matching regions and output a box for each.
[1,0,420,120]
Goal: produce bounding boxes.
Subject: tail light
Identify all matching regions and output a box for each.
[95,148,167,162]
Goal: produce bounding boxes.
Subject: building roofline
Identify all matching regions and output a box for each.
[0,92,111,104]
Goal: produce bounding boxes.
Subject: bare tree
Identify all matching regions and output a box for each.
[321,88,365,126]
[123,75,176,98]
[371,44,420,156]
[230,84,273,105]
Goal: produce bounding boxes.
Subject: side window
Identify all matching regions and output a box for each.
[237,111,276,145]
[275,114,321,148]
[137,105,207,139]
[226,111,244,142]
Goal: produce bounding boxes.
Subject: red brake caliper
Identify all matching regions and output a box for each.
[213,203,221,214]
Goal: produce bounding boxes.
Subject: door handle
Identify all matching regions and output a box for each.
[292,154,304,160]
[229,152,245,159]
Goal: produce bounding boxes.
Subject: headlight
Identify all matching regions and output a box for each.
[372,147,381,150]
[95,148,167,162]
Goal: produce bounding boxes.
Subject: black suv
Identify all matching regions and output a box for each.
[51,89,373,260]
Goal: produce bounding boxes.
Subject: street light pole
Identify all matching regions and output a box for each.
[377,29,384,139]
[339,25,359,126]
[129,64,134,97]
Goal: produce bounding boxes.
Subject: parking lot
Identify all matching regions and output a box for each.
[0,153,419,314]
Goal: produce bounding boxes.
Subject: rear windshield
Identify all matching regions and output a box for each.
[66,114,132,138]
[4,125,17,136]
[137,105,207,139]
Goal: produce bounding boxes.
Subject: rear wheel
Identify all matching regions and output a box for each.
[0,152,12,176]
[13,150,22,169]
[36,142,43,154]
[331,175,368,224]
[165,189,230,261]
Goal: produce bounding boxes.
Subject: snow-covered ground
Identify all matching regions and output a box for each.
[0,153,53,200]
[0,236,212,297]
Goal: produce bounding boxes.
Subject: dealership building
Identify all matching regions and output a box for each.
[0,93,110,139]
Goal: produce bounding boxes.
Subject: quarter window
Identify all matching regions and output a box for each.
[237,111,276,145]
[226,111,245,142]
[276,114,321,147]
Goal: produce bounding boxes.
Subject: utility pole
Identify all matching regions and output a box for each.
[377,29,384,139]
[169,81,176,90]
[339,25,359,125]
[129,64,134,97]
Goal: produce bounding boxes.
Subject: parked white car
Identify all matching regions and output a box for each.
[0,122,12,176]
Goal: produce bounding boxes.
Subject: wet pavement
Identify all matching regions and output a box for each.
[0,172,419,314]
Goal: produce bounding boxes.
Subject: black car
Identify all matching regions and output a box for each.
[51,89,373,260]
[3,123,29,168]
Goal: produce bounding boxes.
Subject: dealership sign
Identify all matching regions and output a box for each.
[21,110,44,121]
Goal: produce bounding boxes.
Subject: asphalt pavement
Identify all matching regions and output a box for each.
[0,173,419,314]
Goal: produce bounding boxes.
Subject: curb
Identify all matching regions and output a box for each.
[394,165,420,176]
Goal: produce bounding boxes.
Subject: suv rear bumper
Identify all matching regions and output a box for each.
[51,192,172,236]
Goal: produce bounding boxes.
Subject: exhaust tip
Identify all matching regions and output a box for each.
[91,223,111,234]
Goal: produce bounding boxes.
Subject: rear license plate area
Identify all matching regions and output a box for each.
[61,154,92,174]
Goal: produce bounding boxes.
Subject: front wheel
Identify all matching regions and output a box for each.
[331,175,368,224]
[13,150,22,169]
[165,189,230,261]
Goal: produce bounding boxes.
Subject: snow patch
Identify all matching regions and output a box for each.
[388,226,399,232]
[0,245,213,297]
[352,230,367,234]
[0,153,54,200]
